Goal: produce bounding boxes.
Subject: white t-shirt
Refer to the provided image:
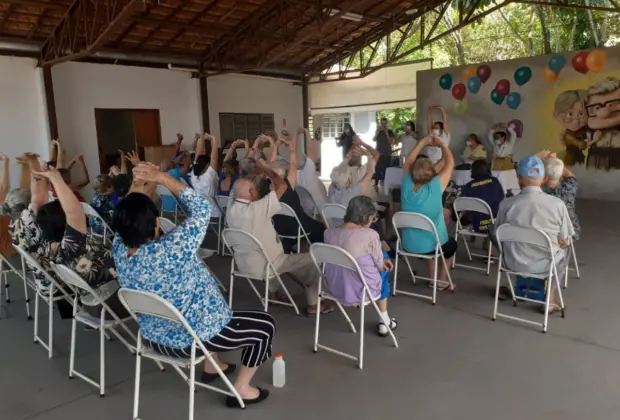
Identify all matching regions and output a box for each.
[296,157,327,214]
[400,134,417,158]
[190,166,220,217]
[423,131,451,164]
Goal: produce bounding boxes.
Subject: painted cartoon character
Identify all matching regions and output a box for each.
[585,77,620,171]
[553,90,591,167]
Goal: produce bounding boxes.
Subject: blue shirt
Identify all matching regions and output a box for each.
[462,176,504,233]
[162,167,187,211]
[113,188,232,348]
[401,175,448,253]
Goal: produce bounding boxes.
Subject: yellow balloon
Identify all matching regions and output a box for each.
[462,66,477,81]
[586,49,607,72]
[543,67,558,83]
[454,99,468,115]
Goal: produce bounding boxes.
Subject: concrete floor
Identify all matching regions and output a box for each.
[1,198,619,420]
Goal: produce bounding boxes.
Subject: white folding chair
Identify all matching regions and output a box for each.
[452,197,497,275]
[203,195,225,256]
[81,202,113,245]
[13,245,73,358]
[117,288,244,419]
[392,212,454,305]
[51,263,140,396]
[310,243,398,369]
[0,253,20,317]
[321,203,346,228]
[274,202,311,254]
[216,195,232,256]
[222,228,300,315]
[564,238,580,288]
[156,184,186,224]
[158,217,226,292]
[492,224,566,333]
[295,185,319,218]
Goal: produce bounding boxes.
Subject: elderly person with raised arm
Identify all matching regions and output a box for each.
[493,156,574,312]
[296,127,327,215]
[401,135,457,291]
[219,139,248,196]
[226,159,329,316]
[328,146,376,208]
[425,106,451,165]
[324,195,398,337]
[11,155,125,319]
[540,151,581,241]
[113,163,273,408]
[489,123,518,171]
[190,133,221,215]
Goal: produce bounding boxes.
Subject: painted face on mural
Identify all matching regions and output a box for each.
[555,100,588,132]
[586,78,620,130]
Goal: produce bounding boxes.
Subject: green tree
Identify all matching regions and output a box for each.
[377,108,418,134]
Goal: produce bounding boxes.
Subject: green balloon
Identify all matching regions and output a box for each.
[491,88,505,105]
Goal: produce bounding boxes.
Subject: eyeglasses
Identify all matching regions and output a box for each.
[586,98,620,117]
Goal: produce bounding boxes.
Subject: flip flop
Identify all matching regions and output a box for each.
[306,304,334,317]
[428,281,455,291]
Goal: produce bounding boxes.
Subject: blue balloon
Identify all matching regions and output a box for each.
[439,73,452,90]
[514,66,532,86]
[506,92,522,110]
[548,55,565,75]
[467,75,481,94]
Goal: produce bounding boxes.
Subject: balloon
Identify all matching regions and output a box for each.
[514,66,532,86]
[462,66,477,81]
[454,99,468,115]
[508,119,524,138]
[490,89,505,105]
[506,92,522,110]
[495,79,511,97]
[452,83,466,100]
[439,73,452,90]
[548,54,566,75]
[543,67,559,83]
[586,49,607,72]
[477,64,491,83]
[467,76,481,94]
[572,51,589,74]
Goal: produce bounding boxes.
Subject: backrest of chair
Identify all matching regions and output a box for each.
[156,184,173,198]
[275,202,297,219]
[222,228,264,254]
[13,244,46,275]
[295,185,316,213]
[204,194,224,217]
[216,195,230,212]
[51,263,94,296]
[310,243,358,272]
[118,288,182,323]
[392,211,437,234]
[81,202,101,219]
[495,224,553,252]
[321,203,346,228]
[452,197,493,217]
[158,217,177,234]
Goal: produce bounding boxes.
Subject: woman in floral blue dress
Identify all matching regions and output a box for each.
[112,162,274,408]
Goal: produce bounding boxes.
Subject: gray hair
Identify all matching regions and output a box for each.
[544,157,564,181]
[239,157,257,176]
[329,163,352,190]
[344,195,377,226]
[0,188,31,217]
[588,77,620,96]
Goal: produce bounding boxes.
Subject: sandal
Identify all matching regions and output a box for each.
[306,302,334,317]
[428,281,455,291]
[201,364,237,384]
[377,318,398,337]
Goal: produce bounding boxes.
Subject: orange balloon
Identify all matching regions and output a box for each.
[462,65,477,81]
[543,67,558,83]
[586,49,607,72]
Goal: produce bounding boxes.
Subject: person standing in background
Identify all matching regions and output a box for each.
[425,106,451,167]
[399,121,418,165]
[336,123,356,159]
[374,117,393,184]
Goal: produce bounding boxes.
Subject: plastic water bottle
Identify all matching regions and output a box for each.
[272,353,286,388]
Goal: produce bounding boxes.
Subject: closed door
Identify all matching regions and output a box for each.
[133,109,162,160]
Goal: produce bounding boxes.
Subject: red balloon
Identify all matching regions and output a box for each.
[572,51,590,74]
[477,64,491,83]
[495,79,511,97]
[452,83,466,100]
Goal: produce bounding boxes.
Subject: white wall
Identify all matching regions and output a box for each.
[52,62,202,182]
[207,74,303,154]
[416,46,620,200]
[0,57,50,188]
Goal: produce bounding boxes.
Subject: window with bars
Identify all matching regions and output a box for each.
[219,113,275,148]
[320,114,350,140]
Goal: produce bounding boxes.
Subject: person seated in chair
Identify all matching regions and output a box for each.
[324,195,398,337]
[401,135,457,291]
[226,160,329,316]
[113,163,273,408]
[492,156,575,313]
[296,128,327,215]
[11,155,125,320]
[460,159,504,234]
[460,134,487,166]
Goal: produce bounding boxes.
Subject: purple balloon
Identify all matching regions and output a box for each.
[508,119,524,138]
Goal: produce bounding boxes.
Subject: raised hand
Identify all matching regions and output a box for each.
[109,165,121,176]
[176,133,183,142]
[31,166,64,183]
[132,162,163,184]
[125,150,140,166]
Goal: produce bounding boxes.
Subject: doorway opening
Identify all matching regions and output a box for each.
[94,109,162,173]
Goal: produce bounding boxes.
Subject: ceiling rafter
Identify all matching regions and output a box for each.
[160,0,221,49]
[133,0,192,49]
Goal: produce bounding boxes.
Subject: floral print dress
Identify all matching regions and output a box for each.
[543,176,581,241]
[90,193,115,236]
[10,205,119,304]
[113,188,232,349]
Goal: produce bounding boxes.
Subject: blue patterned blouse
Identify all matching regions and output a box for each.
[113,188,232,348]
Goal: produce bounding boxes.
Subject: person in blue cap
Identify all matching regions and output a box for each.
[492,153,575,313]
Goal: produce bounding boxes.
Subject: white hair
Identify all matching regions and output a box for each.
[329,164,352,189]
[588,77,620,96]
[544,157,564,181]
